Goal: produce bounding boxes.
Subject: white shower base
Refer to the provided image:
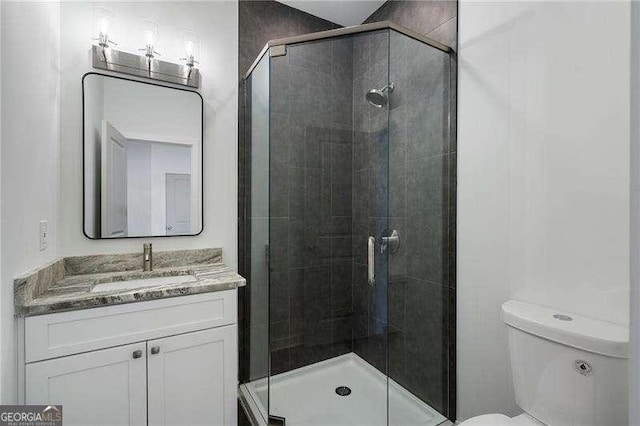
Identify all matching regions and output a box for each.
[239,352,447,426]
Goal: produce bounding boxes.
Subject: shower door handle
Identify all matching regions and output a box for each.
[367,236,375,285]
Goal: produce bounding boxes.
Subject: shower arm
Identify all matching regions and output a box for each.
[381,82,395,93]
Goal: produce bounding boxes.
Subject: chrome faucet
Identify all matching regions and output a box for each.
[143,243,153,271]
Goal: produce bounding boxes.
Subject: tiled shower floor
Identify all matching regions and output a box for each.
[240,352,447,426]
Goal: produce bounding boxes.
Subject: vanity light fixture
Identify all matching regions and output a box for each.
[92,7,117,48]
[139,19,160,58]
[181,31,200,68]
[91,18,199,88]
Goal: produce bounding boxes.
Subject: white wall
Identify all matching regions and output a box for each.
[126,140,153,235]
[630,2,640,424]
[60,2,238,266]
[458,1,630,420]
[0,1,3,398]
[0,2,61,403]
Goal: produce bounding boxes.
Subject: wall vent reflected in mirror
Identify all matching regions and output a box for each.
[82,73,203,239]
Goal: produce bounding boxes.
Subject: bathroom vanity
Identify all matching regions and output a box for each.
[14,248,244,426]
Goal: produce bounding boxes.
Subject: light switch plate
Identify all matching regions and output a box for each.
[39,220,48,251]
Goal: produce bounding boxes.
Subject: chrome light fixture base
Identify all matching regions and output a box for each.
[92,45,200,88]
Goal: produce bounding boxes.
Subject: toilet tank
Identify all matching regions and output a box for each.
[502,301,628,426]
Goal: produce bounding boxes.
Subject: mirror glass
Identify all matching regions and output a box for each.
[83,73,203,239]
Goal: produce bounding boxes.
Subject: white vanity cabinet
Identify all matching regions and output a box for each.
[19,290,238,426]
[26,342,148,426]
[147,326,236,426]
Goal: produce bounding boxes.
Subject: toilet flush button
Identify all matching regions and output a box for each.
[574,360,593,376]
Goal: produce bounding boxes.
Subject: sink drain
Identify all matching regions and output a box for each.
[335,386,352,396]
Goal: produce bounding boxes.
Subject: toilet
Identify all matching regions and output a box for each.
[460,300,629,426]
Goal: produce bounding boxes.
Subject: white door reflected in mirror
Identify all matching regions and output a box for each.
[166,173,192,235]
[101,120,128,238]
[83,73,203,239]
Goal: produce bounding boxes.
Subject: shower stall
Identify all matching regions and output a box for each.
[239,21,456,425]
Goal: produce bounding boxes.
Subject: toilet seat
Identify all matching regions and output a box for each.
[459,413,545,426]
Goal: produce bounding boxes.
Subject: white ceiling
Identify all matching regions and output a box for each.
[277,0,386,27]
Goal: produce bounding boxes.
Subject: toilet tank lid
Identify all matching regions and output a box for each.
[501,300,628,358]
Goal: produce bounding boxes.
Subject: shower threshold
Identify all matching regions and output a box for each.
[239,352,447,426]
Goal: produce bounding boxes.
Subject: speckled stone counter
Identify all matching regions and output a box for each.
[14,248,245,317]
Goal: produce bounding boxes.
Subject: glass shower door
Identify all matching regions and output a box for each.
[266,30,392,425]
[386,29,453,424]
[351,28,392,426]
[244,53,271,424]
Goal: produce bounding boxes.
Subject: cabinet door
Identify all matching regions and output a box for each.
[148,325,237,426]
[26,342,147,426]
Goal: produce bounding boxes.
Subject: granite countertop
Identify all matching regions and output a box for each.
[14,248,245,317]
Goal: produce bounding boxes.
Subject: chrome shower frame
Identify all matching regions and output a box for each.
[243,21,452,80]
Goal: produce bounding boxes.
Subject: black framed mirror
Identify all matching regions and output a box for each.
[82,72,204,239]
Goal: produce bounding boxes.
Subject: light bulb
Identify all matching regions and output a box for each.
[99,18,109,35]
[93,7,114,47]
[182,31,199,67]
[143,29,155,45]
[139,19,159,58]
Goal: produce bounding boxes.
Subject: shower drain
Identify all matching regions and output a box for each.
[335,386,352,396]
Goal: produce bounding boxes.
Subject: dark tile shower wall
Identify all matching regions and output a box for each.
[268,37,355,374]
[238,0,340,383]
[238,1,340,79]
[365,0,458,50]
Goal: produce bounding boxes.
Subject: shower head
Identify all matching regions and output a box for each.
[366,83,394,108]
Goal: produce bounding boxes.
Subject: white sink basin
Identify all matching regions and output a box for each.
[90,274,197,293]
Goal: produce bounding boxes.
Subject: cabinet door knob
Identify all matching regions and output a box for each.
[132,350,142,359]
[150,346,160,355]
